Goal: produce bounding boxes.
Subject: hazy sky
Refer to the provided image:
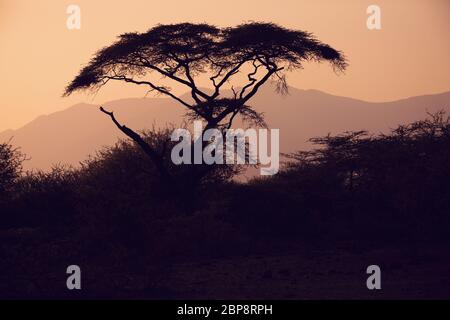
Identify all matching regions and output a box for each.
[1,0,449,131]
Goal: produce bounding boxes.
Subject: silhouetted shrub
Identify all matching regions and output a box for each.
[2,166,79,229]
[252,111,450,242]
[1,113,450,298]
[0,142,24,196]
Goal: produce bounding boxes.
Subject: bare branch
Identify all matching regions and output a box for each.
[99,106,171,180]
[210,60,248,99]
[104,75,196,111]
[239,59,263,99]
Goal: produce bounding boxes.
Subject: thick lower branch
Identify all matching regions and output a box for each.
[99,106,172,182]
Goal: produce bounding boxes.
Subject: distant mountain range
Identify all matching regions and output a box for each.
[1,86,449,171]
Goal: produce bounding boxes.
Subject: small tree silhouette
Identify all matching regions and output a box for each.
[64,22,346,184]
[0,142,24,195]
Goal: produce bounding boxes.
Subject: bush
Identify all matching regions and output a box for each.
[2,113,449,270]
[0,142,24,195]
[2,166,79,229]
[279,111,450,241]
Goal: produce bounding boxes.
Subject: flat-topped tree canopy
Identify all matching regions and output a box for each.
[64,23,346,125]
[63,22,346,183]
[64,23,222,98]
[221,23,346,69]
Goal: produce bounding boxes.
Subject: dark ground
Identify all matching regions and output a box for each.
[1,230,449,299]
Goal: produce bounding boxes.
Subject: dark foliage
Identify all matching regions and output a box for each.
[232,111,450,242]
[0,142,24,196]
[1,113,449,298]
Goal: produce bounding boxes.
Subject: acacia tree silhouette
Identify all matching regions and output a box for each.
[64,22,346,187]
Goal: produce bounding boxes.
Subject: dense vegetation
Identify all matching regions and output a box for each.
[0,112,449,298]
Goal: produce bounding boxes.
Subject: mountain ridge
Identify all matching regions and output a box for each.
[1,86,449,171]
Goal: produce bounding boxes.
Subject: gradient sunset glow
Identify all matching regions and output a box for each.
[1,0,449,131]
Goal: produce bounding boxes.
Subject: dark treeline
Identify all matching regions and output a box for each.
[0,112,449,298]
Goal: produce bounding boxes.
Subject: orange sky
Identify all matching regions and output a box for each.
[1,0,449,131]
